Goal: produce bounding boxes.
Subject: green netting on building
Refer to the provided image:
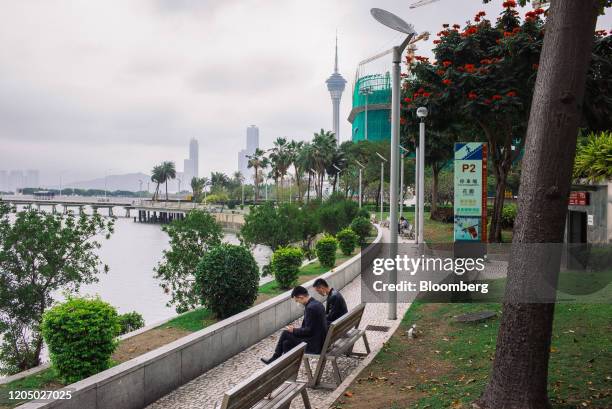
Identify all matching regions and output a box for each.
[351,73,392,142]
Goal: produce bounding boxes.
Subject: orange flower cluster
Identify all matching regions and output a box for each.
[492,94,503,101]
[468,91,478,100]
[415,56,430,63]
[442,79,452,86]
[442,60,452,67]
[474,11,486,23]
[506,91,517,97]
[462,26,478,37]
[464,64,476,73]
[502,1,517,8]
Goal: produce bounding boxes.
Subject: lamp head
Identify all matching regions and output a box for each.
[371,8,416,35]
[416,107,428,118]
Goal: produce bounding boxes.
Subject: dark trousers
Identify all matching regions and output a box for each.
[273,330,301,358]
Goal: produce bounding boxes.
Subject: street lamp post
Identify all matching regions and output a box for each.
[399,145,409,221]
[371,8,417,320]
[416,107,428,244]
[355,160,366,208]
[375,152,387,225]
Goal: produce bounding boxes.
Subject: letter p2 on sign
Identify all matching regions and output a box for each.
[454,142,487,242]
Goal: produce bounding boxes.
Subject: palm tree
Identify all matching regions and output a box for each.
[312,129,336,199]
[297,143,316,202]
[247,148,269,202]
[269,138,292,202]
[151,165,163,201]
[190,177,206,202]
[326,145,347,193]
[210,172,230,191]
[160,161,176,201]
[287,140,304,201]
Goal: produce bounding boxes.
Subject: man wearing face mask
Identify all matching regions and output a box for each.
[261,286,327,364]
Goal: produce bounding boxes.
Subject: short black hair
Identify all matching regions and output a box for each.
[313,278,329,288]
[291,286,309,298]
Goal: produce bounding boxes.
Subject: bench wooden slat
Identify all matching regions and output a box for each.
[219,343,310,409]
[251,382,307,409]
[303,304,371,389]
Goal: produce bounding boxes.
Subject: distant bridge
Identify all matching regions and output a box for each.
[0,195,245,228]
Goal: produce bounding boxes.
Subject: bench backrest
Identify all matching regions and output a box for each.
[220,343,306,409]
[321,303,366,354]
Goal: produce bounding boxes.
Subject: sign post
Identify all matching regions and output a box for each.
[454,142,488,257]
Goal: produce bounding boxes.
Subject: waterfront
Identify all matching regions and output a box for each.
[8,202,271,325]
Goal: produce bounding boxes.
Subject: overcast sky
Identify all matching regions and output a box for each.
[1,0,610,185]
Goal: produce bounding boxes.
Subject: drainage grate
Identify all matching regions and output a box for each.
[365,325,391,332]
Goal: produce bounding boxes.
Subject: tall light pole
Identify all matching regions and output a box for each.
[375,152,387,224]
[139,179,143,196]
[416,107,428,244]
[399,145,409,221]
[371,8,417,320]
[177,177,182,195]
[355,160,365,208]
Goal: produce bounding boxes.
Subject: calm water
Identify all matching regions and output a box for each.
[10,203,271,326]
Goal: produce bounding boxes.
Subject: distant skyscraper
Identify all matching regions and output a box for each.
[189,138,199,178]
[238,125,260,178]
[25,170,39,188]
[183,139,199,186]
[8,170,24,193]
[326,35,347,142]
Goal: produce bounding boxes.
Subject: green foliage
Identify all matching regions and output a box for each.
[589,246,612,271]
[0,204,114,375]
[501,203,518,228]
[271,247,304,289]
[117,312,145,335]
[573,131,612,182]
[350,216,372,245]
[204,192,229,205]
[336,228,358,256]
[240,202,314,251]
[195,244,259,319]
[356,207,371,220]
[154,209,223,313]
[315,235,338,268]
[317,195,360,235]
[41,297,120,384]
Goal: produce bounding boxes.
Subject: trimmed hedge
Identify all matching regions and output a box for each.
[316,235,338,268]
[350,216,372,245]
[41,297,120,384]
[501,203,518,228]
[117,311,145,335]
[272,246,304,289]
[336,228,358,256]
[195,243,259,319]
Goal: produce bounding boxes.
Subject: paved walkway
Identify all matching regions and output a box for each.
[147,227,410,409]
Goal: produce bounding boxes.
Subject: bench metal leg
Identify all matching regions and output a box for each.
[331,357,343,386]
[301,388,312,409]
[302,356,314,385]
[362,333,371,354]
[312,356,327,388]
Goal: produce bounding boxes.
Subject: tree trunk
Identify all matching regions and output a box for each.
[430,164,440,217]
[254,168,259,202]
[488,169,507,242]
[477,2,599,408]
[306,173,311,202]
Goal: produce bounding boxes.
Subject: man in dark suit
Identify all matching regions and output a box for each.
[261,286,327,364]
[313,278,348,325]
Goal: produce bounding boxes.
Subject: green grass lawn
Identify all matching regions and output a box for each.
[334,297,611,409]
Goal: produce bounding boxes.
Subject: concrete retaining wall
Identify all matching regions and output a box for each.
[18,226,381,409]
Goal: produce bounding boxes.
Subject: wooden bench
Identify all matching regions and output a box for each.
[302,303,370,389]
[214,343,311,409]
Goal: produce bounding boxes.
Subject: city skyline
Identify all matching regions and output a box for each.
[1,1,610,185]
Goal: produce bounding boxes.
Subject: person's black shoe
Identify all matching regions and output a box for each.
[260,357,273,365]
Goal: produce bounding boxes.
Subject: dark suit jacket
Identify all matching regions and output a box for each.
[326,288,348,325]
[293,298,327,353]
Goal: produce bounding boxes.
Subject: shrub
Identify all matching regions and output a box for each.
[117,311,145,335]
[317,196,360,235]
[589,246,612,271]
[356,208,371,220]
[316,235,338,268]
[336,228,358,256]
[272,247,304,289]
[350,216,372,245]
[41,297,120,384]
[195,243,259,319]
[501,203,518,228]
